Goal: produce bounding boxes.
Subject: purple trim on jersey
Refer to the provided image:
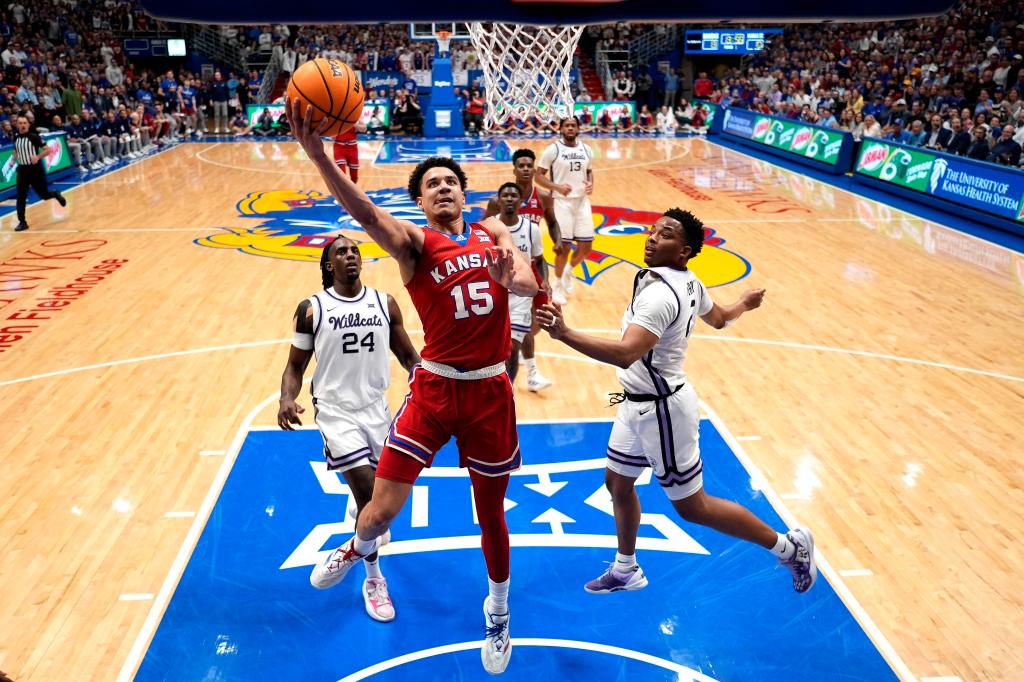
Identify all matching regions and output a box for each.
[374,289,390,325]
[326,446,375,470]
[656,458,703,486]
[323,286,368,303]
[312,295,324,335]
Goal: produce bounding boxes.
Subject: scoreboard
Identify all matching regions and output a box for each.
[684,29,781,55]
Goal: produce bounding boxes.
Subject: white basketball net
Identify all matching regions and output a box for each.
[468,23,584,128]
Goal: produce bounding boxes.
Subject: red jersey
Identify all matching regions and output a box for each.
[334,127,357,144]
[519,185,543,228]
[406,223,511,370]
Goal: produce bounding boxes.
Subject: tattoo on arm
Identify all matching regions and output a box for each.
[294,299,313,334]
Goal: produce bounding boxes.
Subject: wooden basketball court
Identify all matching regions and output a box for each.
[1,137,1021,681]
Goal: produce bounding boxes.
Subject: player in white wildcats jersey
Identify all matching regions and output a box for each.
[277,235,420,622]
[492,182,550,385]
[535,116,594,306]
[536,208,817,597]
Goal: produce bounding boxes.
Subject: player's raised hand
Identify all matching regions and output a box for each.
[535,302,567,339]
[739,288,766,311]
[287,97,330,157]
[277,398,305,430]
[484,246,515,288]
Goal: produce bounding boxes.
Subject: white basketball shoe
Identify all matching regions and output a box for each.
[551,280,568,306]
[780,527,817,593]
[562,269,574,294]
[481,597,512,674]
[362,577,395,622]
[527,368,552,392]
[309,536,378,590]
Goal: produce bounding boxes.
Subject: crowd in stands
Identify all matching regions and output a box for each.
[222,23,483,77]
[0,0,272,171]
[3,0,1021,170]
[682,0,1024,167]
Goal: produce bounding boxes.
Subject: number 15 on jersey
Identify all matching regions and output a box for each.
[450,282,494,319]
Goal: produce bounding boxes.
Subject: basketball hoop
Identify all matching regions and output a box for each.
[468,23,584,129]
[436,30,452,56]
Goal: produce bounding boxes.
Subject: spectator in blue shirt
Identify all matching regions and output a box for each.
[884,121,911,144]
[160,70,176,94]
[16,80,37,105]
[863,95,884,119]
[137,86,154,112]
[227,72,240,100]
[906,120,928,146]
[817,107,838,128]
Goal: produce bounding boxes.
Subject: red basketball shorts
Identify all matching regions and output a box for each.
[376,366,521,484]
[333,142,359,168]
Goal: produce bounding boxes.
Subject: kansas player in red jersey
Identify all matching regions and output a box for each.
[290,98,538,675]
[332,122,367,183]
[485,148,561,391]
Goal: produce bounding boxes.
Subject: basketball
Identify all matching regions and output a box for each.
[286,58,365,136]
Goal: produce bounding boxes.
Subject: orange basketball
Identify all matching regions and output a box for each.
[286,58,365,136]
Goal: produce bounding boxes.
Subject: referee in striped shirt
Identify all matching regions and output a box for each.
[13,115,66,232]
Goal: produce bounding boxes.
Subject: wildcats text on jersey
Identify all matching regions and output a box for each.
[324,311,384,330]
[558,149,590,163]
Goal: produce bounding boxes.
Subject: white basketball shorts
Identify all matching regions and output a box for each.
[314,397,391,472]
[605,383,703,500]
[509,293,534,343]
[554,196,594,242]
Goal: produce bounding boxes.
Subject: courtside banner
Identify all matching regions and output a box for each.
[854,137,1024,228]
[720,107,852,173]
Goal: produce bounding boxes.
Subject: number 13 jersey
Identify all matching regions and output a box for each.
[406,223,511,371]
[309,285,392,409]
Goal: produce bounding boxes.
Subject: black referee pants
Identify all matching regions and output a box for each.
[16,164,56,223]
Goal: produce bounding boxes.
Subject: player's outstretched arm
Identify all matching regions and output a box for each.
[278,299,314,430]
[289,98,421,272]
[387,294,421,372]
[700,288,766,329]
[536,303,658,369]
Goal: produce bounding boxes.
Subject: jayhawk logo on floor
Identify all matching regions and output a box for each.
[197,189,750,287]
